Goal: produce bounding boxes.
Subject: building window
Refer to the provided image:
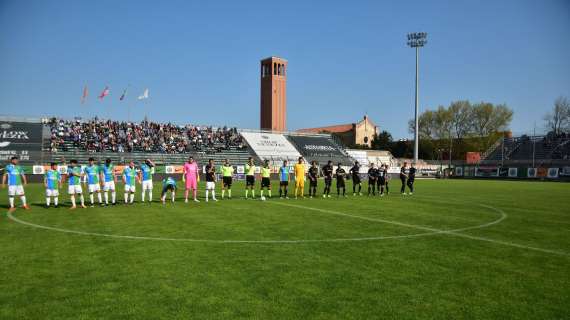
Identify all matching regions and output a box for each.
[281,64,285,76]
[274,63,277,75]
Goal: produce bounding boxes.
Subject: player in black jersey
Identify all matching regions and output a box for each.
[384,164,391,194]
[407,163,416,195]
[400,162,409,195]
[321,160,333,198]
[367,163,378,195]
[335,163,347,197]
[307,161,319,198]
[349,161,362,196]
[205,159,218,202]
[378,164,386,196]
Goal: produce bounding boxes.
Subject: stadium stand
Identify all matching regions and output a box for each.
[41,118,251,166]
[483,133,570,162]
[47,118,246,154]
[285,134,354,165]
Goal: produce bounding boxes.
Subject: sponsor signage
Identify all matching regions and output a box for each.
[241,132,301,161]
[0,121,43,161]
[527,168,537,178]
[455,167,463,176]
[475,166,499,177]
[547,168,559,178]
[287,135,343,157]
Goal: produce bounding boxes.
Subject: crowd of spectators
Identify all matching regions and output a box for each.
[47,118,246,154]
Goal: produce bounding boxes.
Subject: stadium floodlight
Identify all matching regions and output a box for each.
[407,32,428,163]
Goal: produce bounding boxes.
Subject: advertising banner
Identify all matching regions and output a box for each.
[508,168,518,177]
[559,166,570,177]
[527,168,537,178]
[455,167,463,176]
[547,168,559,178]
[241,132,301,161]
[0,121,43,162]
[498,167,509,177]
[475,166,499,177]
[287,135,344,157]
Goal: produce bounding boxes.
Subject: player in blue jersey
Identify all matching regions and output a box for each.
[139,159,155,203]
[122,161,139,204]
[100,158,117,205]
[2,156,29,212]
[44,162,62,208]
[278,160,290,199]
[85,157,103,207]
[161,176,177,204]
[66,159,86,209]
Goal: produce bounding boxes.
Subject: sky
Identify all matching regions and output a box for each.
[0,0,569,139]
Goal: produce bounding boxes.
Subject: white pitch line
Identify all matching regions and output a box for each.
[269,201,569,257]
[5,201,505,244]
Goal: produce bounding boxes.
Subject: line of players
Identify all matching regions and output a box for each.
[2,155,417,211]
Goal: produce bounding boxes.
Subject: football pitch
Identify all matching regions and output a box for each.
[1,179,569,319]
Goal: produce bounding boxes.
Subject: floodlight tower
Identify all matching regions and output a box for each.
[407,32,427,163]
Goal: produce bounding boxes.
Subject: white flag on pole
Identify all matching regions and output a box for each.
[138,88,149,100]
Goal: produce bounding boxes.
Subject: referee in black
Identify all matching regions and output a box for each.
[407,163,417,195]
[400,162,409,195]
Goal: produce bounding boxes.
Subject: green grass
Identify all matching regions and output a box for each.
[1,179,569,319]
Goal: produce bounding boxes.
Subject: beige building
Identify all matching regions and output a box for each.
[296,115,379,148]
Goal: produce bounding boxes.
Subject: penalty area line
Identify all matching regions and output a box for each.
[268,201,569,257]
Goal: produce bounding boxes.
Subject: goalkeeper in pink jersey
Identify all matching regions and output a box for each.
[183,156,200,203]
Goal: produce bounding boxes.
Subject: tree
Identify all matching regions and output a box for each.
[544,96,570,135]
[433,106,453,140]
[371,130,393,150]
[448,100,472,140]
[471,102,513,136]
[408,110,436,139]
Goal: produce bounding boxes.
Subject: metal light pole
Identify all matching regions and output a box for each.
[407,32,427,163]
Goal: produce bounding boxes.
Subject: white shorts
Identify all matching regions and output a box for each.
[8,185,25,196]
[142,180,153,190]
[206,181,215,190]
[103,181,116,191]
[46,189,59,197]
[124,184,136,193]
[68,185,83,195]
[88,184,101,193]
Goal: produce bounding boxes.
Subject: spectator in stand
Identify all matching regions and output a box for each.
[47,118,245,154]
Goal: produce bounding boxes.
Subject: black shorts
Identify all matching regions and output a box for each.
[352,175,361,184]
[280,181,289,186]
[369,178,377,185]
[310,180,318,187]
[246,175,255,186]
[162,185,175,195]
[378,177,386,185]
[336,180,345,188]
[222,176,232,187]
[261,177,271,188]
[324,177,332,186]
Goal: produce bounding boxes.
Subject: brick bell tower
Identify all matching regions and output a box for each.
[260,56,287,131]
